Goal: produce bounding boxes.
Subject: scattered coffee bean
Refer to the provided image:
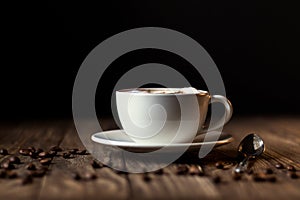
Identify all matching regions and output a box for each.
[71,172,81,180]
[154,168,164,175]
[222,161,234,170]
[247,169,254,174]
[287,171,298,179]
[0,170,6,178]
[68,148,79,154]
[21,174,33,185]
[39,158,51,165]
[35,148,43,154]
[198,165,205,176]
[215,162,224,169]
[38,151,49,158]
[143,173,151,182]
[29,151,38,158]
[232,172,242,181]
[176,164,189,175]
[26,163,36,170]
[188,165,198,175]
[29,148,43,158]
[9,156,21,164]
[83,172,97,180]
[91,160,102,168]
[48,150,57,157]
[1,161,15,169]
[252,173,266,182]
[275,163,284,169]
[77,150,87,155]
[0,148,8,155]
[19,149,31,156]
[287,165,296,171]
[264,168,273,174]
[212,175,221,183]
[189,165,204,176]
[63,153,71,159]
[49,146,62,152]
[7,171,18,179]
[28,146,36,152]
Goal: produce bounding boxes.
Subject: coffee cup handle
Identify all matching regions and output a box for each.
[201,95,233,133]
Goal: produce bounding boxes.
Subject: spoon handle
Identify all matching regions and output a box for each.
[234,156,250,173]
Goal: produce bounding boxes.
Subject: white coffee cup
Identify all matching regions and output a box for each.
[116,88,232,144]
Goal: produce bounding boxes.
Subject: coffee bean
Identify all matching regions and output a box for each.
[29,151,38,158]
[0,148,8,155]
[275,163,284,169]
[28,146,36,152]
[222,161,234,170]
[83,172,97,180]
[287,171,298,179]
[48,150,57,157]
[1,161,15,169]
[264,168,273,174]
[215,162,224,169]
[154,168,164,175]
[252,173,266,182]
[35,148,43,154]
[19,149,31,156]
[7,171,18,179]
[143,173,151,182]
[49,146,62,152]
[29,149,43,158]
[287,165,296,171]
[197,165,205,176]
[39,158,51,165]
[189,165,204,176]
[176,164,189,175]
[68,148,79,154]
[26,163,36,170]
[77,150,87,155]
[9,156,21,164]
[71,172,81,180]
[38,151,49,158]
[21,174,33,185]
[91,160,103,168]
[63,153,71,159]
[212,175,221,183]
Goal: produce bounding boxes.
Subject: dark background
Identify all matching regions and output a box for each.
[1,1,300,120]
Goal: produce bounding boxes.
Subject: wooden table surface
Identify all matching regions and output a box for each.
[0,116,299,200]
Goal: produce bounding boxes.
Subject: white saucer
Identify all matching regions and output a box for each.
[91,130,233,153]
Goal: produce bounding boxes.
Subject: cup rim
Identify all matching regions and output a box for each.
[116,88,208,96]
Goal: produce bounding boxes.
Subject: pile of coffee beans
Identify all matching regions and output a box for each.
[1,146,298,186]
[0,148,9,155]
[0,146,91,185]
[210,160,298,183]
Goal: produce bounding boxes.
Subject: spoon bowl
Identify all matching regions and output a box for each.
[238,133,265,157]
[234,133,265,173]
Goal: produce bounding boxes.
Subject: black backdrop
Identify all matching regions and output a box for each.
[1,1,300,120]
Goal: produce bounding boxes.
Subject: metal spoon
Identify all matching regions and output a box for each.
[234,133,265,173]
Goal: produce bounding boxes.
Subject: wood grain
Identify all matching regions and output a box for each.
[0,116,299,199]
